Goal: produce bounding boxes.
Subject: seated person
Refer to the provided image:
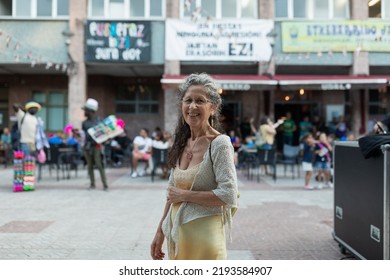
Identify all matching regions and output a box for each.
[152,131,169,179]
[1,128,12,166]
[110,139,124,166]
[114,130,131,150]
[240,136,256,150]
[111,130,131,167]
[131,128,152,178]
[67,128,82,147]
[48,131,66,145]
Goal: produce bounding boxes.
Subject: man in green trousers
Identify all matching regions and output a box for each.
[81,98,109,191]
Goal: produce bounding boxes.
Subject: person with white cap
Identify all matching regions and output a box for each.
[13,101,48,156]
[81,98,109,191]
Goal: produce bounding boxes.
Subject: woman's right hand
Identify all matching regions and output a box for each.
[150,230,165,260]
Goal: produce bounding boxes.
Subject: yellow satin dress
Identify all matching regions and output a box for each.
[169,163,227,260]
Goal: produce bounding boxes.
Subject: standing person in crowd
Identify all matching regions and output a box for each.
[314,132,333,189]
[312,115,329,135]
[81,98,109,191]
[152,130,170,179]
[151,126,162,139]
[335,116,348,140]
[150,73,238,260]
[163,131,174,148]
[239,116,256,144]
[1,127,12,166]
[299,115,313,140]
[131,128,152,178]
[152,130,169,150]
[12,101,49,157]
[328,116,338,136]
[257,116,284,175]
[301,133,316,190]
[228,129,241,167]
[228,129,241,152]
[282,112,296,145]
[258,116,284,150]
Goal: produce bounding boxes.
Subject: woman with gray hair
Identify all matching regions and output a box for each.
[150,73,238,260]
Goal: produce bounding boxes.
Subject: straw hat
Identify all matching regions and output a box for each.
[25,101,41,111]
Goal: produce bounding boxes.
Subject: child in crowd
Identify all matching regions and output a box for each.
[314,132,333,189]
[301,133,316,190]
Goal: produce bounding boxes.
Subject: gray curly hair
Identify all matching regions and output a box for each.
[167,73,224,168]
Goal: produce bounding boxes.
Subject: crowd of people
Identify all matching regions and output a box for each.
[2,73,390,261]
[225,111,390,191]
[0,98,176,191]
[0,97,387,191]
[1,94,388,191]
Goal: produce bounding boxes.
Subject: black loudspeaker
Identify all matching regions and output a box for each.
[333,142,390,260]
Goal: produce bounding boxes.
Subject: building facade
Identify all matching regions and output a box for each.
[0,0,389,145]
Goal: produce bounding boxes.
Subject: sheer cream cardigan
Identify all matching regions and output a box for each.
[162,135,238,258]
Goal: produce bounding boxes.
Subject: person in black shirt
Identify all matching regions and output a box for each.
[82,98,109,191]
[239,116,256,144]
[111,130,131,166]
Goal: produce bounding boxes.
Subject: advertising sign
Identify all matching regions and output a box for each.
[282,21,390,52]
[165,19,274,61]
[85,20,151,62]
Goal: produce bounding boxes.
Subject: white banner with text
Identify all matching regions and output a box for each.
[165,19,274,62]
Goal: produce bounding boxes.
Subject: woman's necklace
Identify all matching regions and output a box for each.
[186,137,201,161]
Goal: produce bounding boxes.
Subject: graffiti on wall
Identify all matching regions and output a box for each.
[85,21,151,62]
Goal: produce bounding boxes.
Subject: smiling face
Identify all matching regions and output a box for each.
[182,85,215,130]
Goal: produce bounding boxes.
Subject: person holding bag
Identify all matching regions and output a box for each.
[13,101,49,157]
[150,73,238,260]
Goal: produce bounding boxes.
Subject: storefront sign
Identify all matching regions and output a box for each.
[219,83,251,91]
[165,19,274,61]
[282,21,390,52]
[321,83,351,90]
[85,21,151,62]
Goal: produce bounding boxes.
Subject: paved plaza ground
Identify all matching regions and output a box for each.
[0,164,346,260]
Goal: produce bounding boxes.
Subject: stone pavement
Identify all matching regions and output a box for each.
[0,164,345,260]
